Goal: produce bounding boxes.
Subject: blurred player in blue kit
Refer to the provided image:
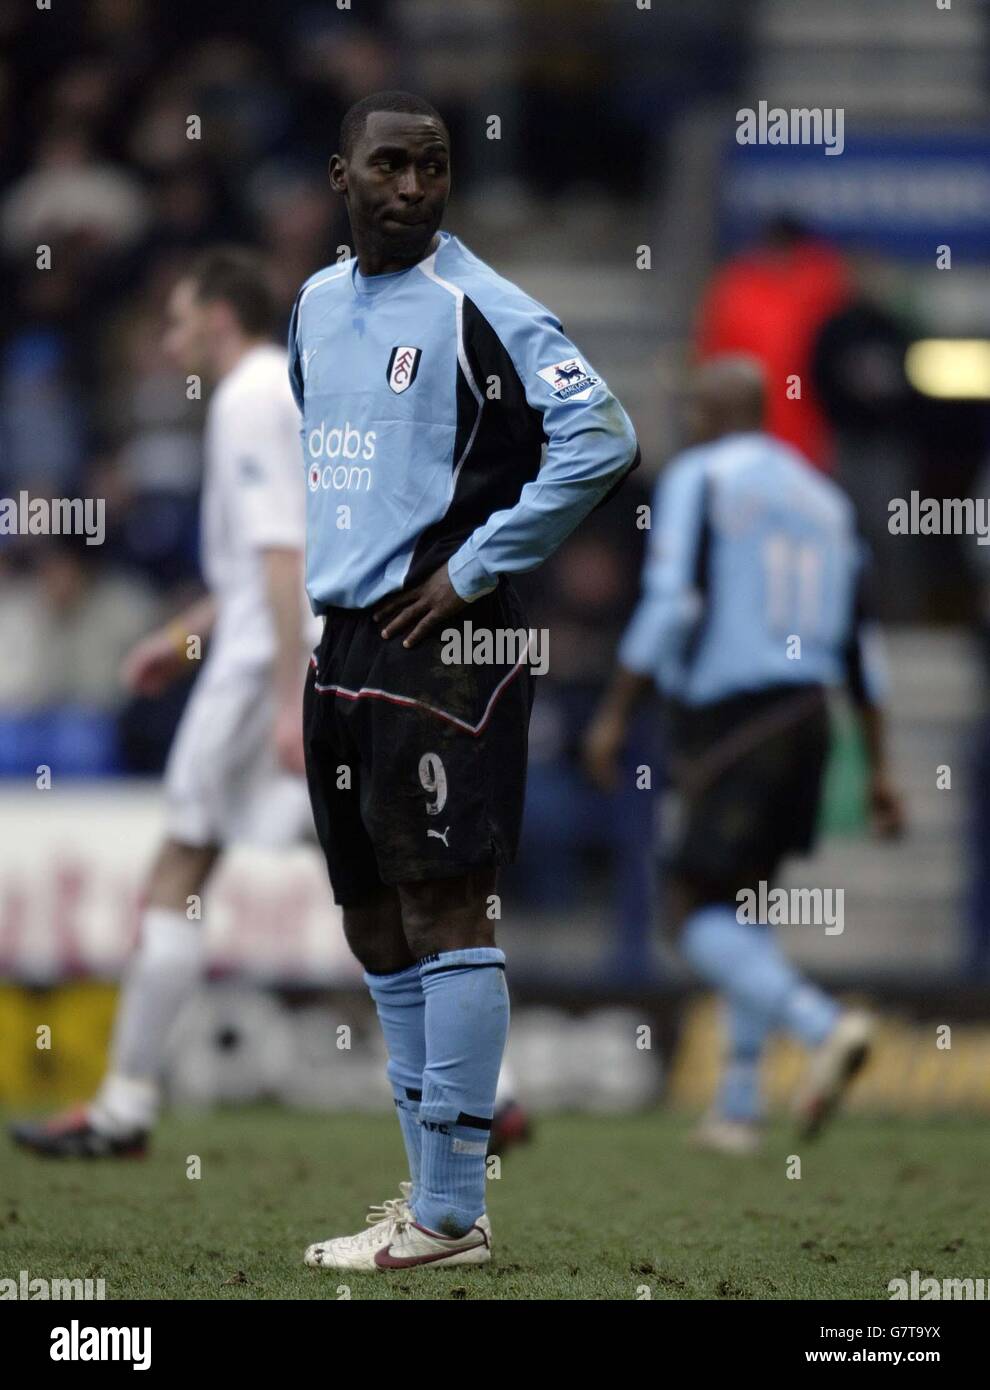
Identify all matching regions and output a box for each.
[585,355,905,1153]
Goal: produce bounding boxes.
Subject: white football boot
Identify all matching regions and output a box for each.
[793,1009,874,1138]
[304,1182,492,1272]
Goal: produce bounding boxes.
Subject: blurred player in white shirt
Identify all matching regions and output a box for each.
[11,247,317,1156]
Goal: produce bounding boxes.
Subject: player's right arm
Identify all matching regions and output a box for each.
[120,595,217,697]
[583,457,707,791]
[287,286,307,415]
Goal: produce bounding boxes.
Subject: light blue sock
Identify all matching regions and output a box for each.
[683,904,839,1048]
[415,947,509,1237]
[716,1000,771,1123]
[364,963,426,1205]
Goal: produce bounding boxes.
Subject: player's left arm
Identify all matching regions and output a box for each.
[446,299,640,602]
[375,294,640,647]
[844,542,905,839]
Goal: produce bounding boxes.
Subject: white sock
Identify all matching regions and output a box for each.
[90,907,204,1134]
[89,1074,160,1137]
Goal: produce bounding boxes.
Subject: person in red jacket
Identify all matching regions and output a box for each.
[695,217,851,472]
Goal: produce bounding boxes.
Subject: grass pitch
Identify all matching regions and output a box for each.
[3,1108,985,1300]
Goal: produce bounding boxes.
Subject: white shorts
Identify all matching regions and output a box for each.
[164,657,314,849]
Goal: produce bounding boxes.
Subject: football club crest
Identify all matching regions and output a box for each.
[387,346,422,394]
[537,356,600,403]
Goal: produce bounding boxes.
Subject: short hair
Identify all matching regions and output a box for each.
[339,90,447,160]
[185,246,277,338]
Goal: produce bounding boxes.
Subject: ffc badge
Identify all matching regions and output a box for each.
[387,346,422,394]
[537,356,600,403]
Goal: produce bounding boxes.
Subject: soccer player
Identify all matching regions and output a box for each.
[584,355,904,1154]
[292,91,639,1270]
[11,247,317,1157]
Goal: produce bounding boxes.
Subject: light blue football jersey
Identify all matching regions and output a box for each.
[288,232,639,612]
[618,432,887,707]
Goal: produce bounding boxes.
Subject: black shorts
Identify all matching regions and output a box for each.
[666,683,830,897]
[303,579,535,907]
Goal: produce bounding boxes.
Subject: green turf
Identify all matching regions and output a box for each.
[3,1108,985,1300]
